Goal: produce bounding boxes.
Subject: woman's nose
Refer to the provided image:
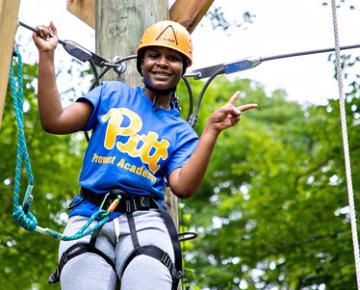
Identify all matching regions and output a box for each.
[156,55,168,66]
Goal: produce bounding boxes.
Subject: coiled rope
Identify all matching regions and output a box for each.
[10,49,37,232]
[330,1,360,288]
[9,49,116,241]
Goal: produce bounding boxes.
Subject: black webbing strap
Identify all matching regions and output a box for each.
[126,212,141,250]
[124,199,183,290]
[79,187,157,213]
[55,188,183,288]
[123,245,176,278]
[48,241,116,283]
[48,225,117,284]
[155,201,183,283]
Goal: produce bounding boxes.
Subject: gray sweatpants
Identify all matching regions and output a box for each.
[59,210,174,290]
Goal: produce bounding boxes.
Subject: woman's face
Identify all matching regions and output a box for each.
[141,47,184,91]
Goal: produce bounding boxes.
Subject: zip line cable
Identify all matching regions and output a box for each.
[18,21,111,68]
[185,43,360,127]
[186,44,360,80]
[18,21,136,74]
[330,1,360,288]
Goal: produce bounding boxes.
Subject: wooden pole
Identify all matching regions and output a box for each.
[67,0,95,28]
[95,0,181,237]
[0,0,21,128]
[67,0,215,33]
[170,0,215,32]
[96,0,168,85]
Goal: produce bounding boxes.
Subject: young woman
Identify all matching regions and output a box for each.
[32,20,258,290]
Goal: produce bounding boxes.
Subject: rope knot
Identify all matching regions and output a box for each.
[12,206,38,232]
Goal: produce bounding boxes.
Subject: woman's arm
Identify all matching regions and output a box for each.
[33,22,92,134]
[168,91,258,198]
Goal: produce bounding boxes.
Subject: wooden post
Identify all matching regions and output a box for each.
[66,0,95,28]
[96,2,181,288]
[170,0,215,32]
[95,0,180,221]
[0,0,21,128]
[96,0,168,85]
[67,0,215,33]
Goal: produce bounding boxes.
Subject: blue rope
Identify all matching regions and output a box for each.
[45,210,110,241]
[10,49,37,231]
[9,49,114,240]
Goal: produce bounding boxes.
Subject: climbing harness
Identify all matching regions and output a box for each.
[48,188,186,290]
[330,1,360,288]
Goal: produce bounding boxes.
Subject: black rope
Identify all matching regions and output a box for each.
[182,77,194,122]
[188,67,224,128]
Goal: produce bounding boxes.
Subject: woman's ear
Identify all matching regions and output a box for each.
[140,59,145,74]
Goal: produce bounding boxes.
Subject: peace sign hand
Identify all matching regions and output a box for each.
[205,91,258,134]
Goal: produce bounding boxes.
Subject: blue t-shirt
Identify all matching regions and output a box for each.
[70,81,198,219]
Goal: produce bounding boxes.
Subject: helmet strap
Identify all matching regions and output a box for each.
[145,82,181,112]
[170,93,181,111]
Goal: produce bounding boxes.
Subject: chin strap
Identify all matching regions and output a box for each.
[145,83,181,112]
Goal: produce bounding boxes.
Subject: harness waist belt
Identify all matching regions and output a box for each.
[79,187,158,213]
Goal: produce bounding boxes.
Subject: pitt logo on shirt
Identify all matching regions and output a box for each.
[101,108,169,173]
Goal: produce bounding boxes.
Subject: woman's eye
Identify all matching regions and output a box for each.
[148,53,159,59]
[169,55,181,62]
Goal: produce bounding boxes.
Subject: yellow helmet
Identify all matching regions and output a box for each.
[136,20,193,72]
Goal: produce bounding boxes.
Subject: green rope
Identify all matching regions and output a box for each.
[10,49,37,231]
[9,48,115,240]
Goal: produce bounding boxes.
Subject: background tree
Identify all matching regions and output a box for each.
[2,1,360,289]
[180,75,359,289]
[0,61,85,290]
[2,53,359,290]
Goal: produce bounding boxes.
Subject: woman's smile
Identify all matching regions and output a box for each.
[141,47,183,90]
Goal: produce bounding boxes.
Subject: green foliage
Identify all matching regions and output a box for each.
[2,50,360,290]
[179,76,359,289]
[0,61,85,290]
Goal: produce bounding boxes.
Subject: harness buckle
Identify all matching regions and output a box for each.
[161,252,172,269]
[175,270,183,279]
[139,196,148,208]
